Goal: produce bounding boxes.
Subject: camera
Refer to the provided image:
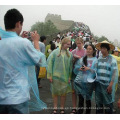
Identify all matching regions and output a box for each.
[81,65,85,69]
[27,32,31,38]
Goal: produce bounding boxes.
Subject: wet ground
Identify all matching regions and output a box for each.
[31,78,120,114]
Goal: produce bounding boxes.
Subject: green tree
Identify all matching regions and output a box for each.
[98,36,108,42]
[92,33,109,42]
[30,20,59,36]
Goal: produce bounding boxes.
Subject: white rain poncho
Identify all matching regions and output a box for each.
[95,55,118,105]
[47,48,73,96]
[73,57,97,100]
[0,27,47,112]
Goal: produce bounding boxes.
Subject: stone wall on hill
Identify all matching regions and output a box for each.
[45,13,74,31]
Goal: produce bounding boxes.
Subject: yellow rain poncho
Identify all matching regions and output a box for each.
[47,48,73,96]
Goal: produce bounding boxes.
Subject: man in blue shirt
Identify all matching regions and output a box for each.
[95,41,118,114]
[0,9,47,114]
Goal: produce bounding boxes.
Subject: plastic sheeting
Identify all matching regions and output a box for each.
[73,57,97,100]
[47,48,73,96]
[0,27,47,112]
[95,55,118,105]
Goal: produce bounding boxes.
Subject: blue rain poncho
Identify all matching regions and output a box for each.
[95,55,118,105]
[73,57,97,100]
[47,48,73,96]
[0,28,47,112]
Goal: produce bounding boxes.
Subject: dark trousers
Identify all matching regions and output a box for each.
[96,103,113,114]
[78,94,91,114]
[0,101,28,114]
[36,66,41,85]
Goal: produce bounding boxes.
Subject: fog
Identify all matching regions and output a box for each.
[0,5,120,43]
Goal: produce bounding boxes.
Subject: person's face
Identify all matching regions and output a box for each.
[101,47,109,55]
[86,45,94,56]
[76,41,83,49]
[57,39,60,43]
[62,41,71,50]
[114,51,119,56]
[44,39,47,44]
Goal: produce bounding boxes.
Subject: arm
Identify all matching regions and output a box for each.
[68,54,73,83]
[21,31,40,51]
[107,59,118,94]
[73,58,82,75]
[31,31,40,51]
[47,51,55,82]
[81,58,98,74]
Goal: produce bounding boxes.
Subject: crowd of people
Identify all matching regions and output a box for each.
[0,8,120,114]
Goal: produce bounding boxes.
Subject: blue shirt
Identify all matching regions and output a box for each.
[0,29,46,104]
[96,55,117,85]
[33,41,45,54]
[39,41,45,54]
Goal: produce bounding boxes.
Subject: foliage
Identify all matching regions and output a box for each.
[92,33,109,42]
[30,20,59,36]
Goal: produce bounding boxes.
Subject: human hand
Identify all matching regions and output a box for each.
[21,31,29,38]
[74,54,81,59]
[79,67,84,71]
[79,66,90,71]
[82,66,90,71]
[31,31,40,42]
[107,84,112,94]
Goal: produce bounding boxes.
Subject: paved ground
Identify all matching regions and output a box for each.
[31,78,120,114]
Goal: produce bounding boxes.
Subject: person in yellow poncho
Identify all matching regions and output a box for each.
[112,47,120,83]
[111,46,120,112]
[47,37,73,114]
[45,41,53,59]
[115,47,120,109]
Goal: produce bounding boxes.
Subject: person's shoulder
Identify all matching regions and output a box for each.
[54,48,59,53]
[92,57,98,62]
[110,55,117,62]
[39,41,45,47]
[68,50,72,55]
[39,41,44,45]
[50,48,58,54]
[16,37,32,45]
[71,49,76,53]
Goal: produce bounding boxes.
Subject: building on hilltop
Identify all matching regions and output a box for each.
[45,13,74,31]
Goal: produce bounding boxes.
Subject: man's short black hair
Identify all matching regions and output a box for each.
[49,41,53,44]
[4,9,24,30]
[100,43,110,51]
[40,36,46,42]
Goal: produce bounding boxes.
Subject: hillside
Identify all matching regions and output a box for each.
[45,13,91,34]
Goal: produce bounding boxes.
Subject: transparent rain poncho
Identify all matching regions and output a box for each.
[0,28,47,112]
[95,55,118,105]
[47,48,73,96]
[73,57,97,100]
[112,55,120,76]
[111,55,120,91]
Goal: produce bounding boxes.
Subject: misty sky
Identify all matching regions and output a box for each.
[0,5,120,43]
